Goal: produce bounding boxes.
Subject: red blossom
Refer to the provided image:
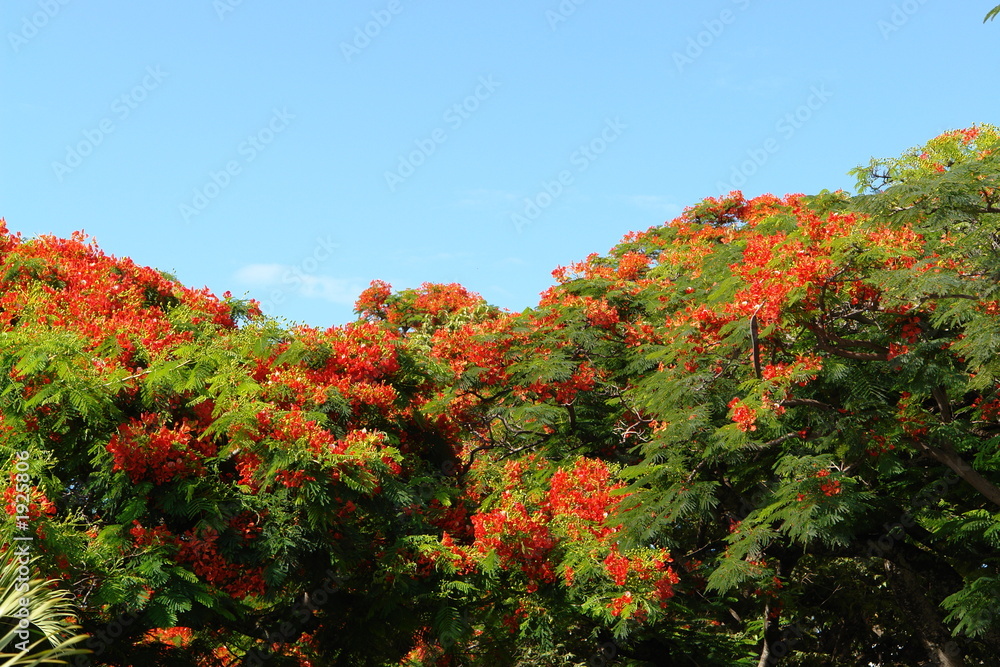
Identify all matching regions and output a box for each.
[728,398,757,432]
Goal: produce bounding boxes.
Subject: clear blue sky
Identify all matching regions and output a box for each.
[3,1,997,326]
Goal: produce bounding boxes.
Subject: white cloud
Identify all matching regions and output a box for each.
[233,264,364,305]
[234,263,285,285]
[297,275,365,305]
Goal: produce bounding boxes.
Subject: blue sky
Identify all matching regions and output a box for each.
[3,1,998,327]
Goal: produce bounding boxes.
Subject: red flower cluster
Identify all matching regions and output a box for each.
[820,479,842,496]
[608,591,633,617]
[760,356,822,386]
[546,458,622,538]
[0,223,243,369]
[603,549,631,586]
[356,280,486,332]
[175,527,266,599]
[471,457,679,607]
[616,251,651,281]
[472,498,556,591]
[2,478,57,520]
[814,471,841,496]
[654,570,680,607]
[106,415,216,485]
[275,469,316,488]
[728,398,757,432]
[130,521,266,600]
[142,626,193,648]
[584,297,621,329]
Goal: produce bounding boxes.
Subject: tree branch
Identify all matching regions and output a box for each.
[804,322,889,361]
[761,432,805,447]
[750,310,762,379]
[814,339,888,361]
[779,398,838,411]
[911,438,1000,509]
[931,386,954,423]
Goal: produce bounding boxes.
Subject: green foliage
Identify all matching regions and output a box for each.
[6,125,1000,665]
[0,558,88,666]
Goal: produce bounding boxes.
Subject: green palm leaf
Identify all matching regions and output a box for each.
[0,557,89,666]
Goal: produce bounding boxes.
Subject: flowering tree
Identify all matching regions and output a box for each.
[3,125,1000,665]
[502,124,1000,665]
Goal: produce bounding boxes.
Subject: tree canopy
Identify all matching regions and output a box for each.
[3,125,1000,666]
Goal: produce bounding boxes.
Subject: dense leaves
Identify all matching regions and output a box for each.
[3,125,1000,665]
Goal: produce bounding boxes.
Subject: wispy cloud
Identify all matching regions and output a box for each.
[234,263,284,284]
[233,263,364,305]
[297,276,364,305]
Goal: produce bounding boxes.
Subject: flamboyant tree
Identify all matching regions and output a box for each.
[0,233,679,665]
[469,125,1000,665]
[3,125,1000,666]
